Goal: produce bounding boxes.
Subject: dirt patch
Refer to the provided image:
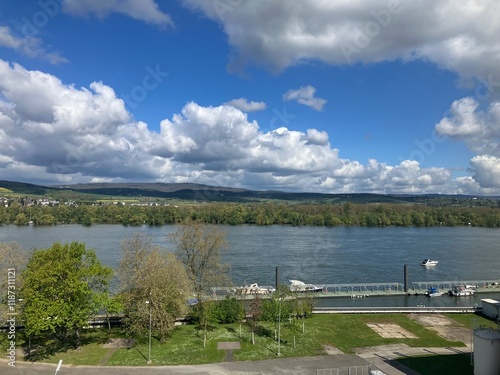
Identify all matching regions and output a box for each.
[103,338,135,348]
[367,323,417,338]
[217,342,241,350]
[323,345,344,355]
[409,314,471,344]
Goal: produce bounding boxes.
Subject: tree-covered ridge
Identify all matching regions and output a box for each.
[1,201,500,227]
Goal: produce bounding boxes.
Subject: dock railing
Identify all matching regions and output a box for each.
[411,279,500,291]
[321,283,403,293]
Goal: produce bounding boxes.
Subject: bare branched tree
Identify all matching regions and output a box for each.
[170,220,231,301]
[118,234,190,342]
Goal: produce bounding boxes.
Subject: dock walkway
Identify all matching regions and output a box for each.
[213,279,500,299]
[313,306,479,314]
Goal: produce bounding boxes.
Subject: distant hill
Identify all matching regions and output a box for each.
[0,180,498,205]
[54,182,412,203]
[0,180,54,195]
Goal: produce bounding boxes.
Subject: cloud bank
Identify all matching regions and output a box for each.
[183,0,500,86]
[0,60,474,194]
[180,0,500,194]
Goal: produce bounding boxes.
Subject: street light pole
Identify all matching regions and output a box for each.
[277,296,282,356]
[145,299,152,364]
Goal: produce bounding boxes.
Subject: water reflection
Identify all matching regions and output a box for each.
[313,292,499,308]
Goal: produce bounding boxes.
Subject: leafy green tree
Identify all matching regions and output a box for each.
[189,299,218,347]
[0,242,30,322]
[118,234,190,343]
[262,285,292,337]
[213,296,245,324]
[0,207,9,224]
[100,294,124,334]
[14,212,28,225]
[20,242,112,349]
[33,213,56,225]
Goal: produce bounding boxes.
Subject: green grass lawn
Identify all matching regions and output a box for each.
[42,342,110,366]
[107,314,465,366]
[0,313,471,366]
[307,314,464,354]
[445,312,499,330]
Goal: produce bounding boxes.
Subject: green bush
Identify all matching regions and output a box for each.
[213,297,244,324]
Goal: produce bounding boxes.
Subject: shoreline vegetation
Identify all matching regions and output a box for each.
[1,201,500,227]
[0,179,499,227]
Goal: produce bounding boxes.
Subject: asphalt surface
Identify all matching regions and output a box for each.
[2,354,369,375]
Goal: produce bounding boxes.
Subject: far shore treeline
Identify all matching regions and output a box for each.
[1,201,500,227]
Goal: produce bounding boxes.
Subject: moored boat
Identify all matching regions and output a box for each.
[232,283,275,295]
[289,279,323,293]
[424,287,444,297]
[449,284,475,297]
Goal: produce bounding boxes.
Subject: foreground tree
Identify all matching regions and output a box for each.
[0,242,30,322]
[170,221,231,347]
[170,220,231,300]
[118,234,190,342]
[213,296,245,324]
[20,242,112,349]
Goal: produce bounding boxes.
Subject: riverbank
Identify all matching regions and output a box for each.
[2,313,487,375]
[2,313,484,366]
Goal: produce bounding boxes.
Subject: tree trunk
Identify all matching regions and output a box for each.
[26,336,31,357]
[106,312,111,334]
[75,328,81,348]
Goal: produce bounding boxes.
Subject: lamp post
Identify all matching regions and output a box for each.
[277,295,282,356]
[145,299,152,364]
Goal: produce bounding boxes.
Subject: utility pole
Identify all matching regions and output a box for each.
[145,298,152,364]
[277,295,282,356]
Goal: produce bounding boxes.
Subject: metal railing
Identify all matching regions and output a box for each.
[317,365,372,375]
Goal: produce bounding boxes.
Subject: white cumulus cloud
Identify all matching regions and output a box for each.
[62,0,173,27]
[179,0,500,193]
[0,26,67,64]
[436,97,500,156]
[224,98,267,112]
[283,85,326,111]
[0,60,488,194]
[468,155,500,189]
[182,0,500,89]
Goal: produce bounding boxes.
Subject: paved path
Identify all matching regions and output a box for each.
[98,348,118,366]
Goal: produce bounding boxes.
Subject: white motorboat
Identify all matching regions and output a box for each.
[289,279,323,293]
[424,287,444,297]
[421,258,438,266]
[449,284,475,297]
[232,283,275,295]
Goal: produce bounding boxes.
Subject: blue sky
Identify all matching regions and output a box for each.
[0,1,499,194]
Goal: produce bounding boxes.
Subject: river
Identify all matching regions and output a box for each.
[1,224,499,307]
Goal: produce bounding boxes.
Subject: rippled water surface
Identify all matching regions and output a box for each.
[1,224,499,287]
